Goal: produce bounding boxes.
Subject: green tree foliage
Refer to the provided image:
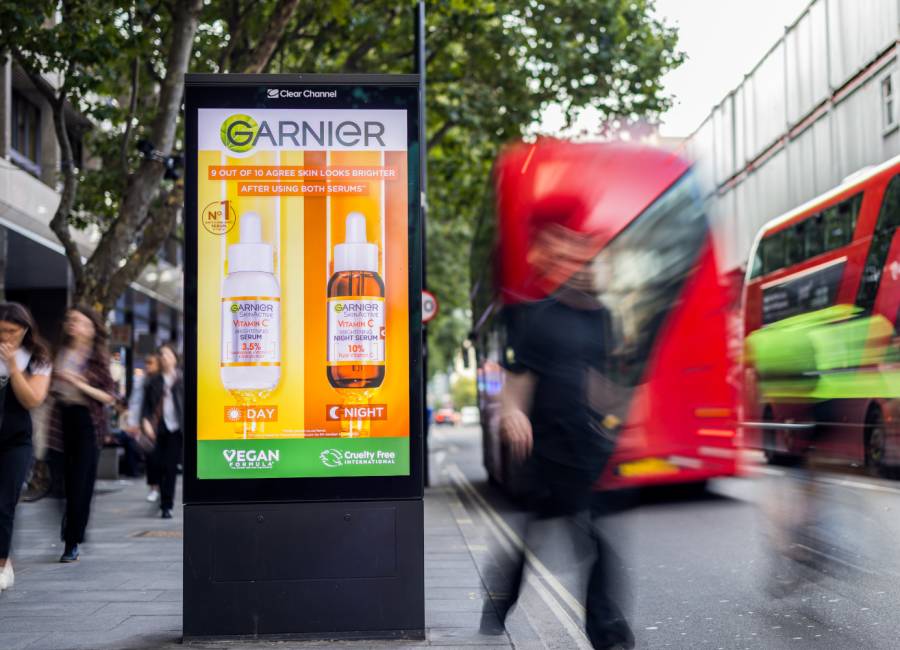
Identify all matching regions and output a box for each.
[450,374,477,409]
[0,0,206,313]
[232,0,682,374]
[0,1,681,366]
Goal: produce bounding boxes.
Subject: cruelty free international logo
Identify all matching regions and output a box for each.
[320,449,344,468]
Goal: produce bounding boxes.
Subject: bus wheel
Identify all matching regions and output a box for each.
[763,407,797,467]
[865,407,893,478]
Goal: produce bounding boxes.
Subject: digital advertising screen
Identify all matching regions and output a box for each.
[187,79,418,485]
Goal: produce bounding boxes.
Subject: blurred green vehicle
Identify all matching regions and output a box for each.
[747,305,899,402]
[742,157,900,476]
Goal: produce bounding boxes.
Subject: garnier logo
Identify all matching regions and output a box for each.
[222,448,280,470]
[230,303,240,313]
[219,114,386,152]
[320,449,343,468]
[220,114,259,153]
[334,303,344,313]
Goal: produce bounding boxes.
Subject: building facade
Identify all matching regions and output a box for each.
[685,0,900,272]
[0,57,183,395]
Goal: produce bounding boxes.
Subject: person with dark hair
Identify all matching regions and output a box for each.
[46,306,116,563]
[0,303,52,591]
[141,343,183,519]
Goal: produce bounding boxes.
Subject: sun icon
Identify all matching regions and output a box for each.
[226,407,244,422]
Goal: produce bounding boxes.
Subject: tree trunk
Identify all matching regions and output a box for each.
[240,0,302,73]
[72,0,203,315]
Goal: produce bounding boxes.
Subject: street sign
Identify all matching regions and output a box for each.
[422,290,438,322]
[183,73,424,641]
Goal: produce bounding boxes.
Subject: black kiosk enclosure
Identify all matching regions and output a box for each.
[182,74,424,640]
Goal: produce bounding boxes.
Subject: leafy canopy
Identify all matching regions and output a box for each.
[0,0,681,371]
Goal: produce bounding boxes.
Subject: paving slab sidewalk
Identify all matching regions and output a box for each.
[0,474,512,650]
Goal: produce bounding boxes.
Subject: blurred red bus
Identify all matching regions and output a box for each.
[469,140,741,493]
[742,155,900,475]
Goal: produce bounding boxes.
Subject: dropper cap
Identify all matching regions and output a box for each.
[228,212,274,274]
[334,212,378,273]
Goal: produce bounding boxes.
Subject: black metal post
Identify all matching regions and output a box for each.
[415,0,429,487]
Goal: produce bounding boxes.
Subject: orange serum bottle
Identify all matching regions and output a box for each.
[327,211,385,391]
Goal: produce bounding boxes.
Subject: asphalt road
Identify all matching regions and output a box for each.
[430,424,900,650]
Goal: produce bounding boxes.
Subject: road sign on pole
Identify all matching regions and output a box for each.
[422,290,438,323]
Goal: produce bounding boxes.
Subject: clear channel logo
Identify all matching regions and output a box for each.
[222,448,280,470]
[265,88,337,99]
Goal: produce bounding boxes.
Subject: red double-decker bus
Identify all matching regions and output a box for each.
[469,139,741,492]
[742,155,900,476]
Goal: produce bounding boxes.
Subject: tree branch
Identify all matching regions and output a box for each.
[83,0,202,311]
[342,6,402,73]
[294,18,338,70]
[217,0,246,71]
[105,181,183,305]
[11,51,85,285]
[120,55,140,173]
[241,0,302,74]
[427,119,455,152]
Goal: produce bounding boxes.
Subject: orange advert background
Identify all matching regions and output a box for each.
[196,149,409,440]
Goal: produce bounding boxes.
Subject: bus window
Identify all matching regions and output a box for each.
[879,176,900,233]
[785,222,805,266]
[594,172,707,387]
[749,245,763,279]
[762,230,785,275]
[805,213,825,258]
[824,194,861,251]
[857,178,900,311]
[823,206,844,250]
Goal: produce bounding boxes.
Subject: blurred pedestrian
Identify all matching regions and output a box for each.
[482,201,633,649]
[141,343,183,519]
[0,303,52,591]
[110,396,142,478]
[47,306,116,563]
[747,307,900,597]
[109,350,126,398]
[126,354,161,501]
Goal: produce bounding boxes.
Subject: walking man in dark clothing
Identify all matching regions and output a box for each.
[482,204,634,649]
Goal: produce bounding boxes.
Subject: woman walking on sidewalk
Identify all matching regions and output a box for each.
[47,306,116,563]
[0,303,52,591]
[141,343,183,519]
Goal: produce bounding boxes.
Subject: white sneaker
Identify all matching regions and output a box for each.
[146,489,160,503]
[0,562,14,590]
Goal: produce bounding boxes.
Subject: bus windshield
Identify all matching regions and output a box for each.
[594,171,708,386]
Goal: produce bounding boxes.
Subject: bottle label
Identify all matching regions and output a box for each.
[221,297,281,366]
[327,297,385,365]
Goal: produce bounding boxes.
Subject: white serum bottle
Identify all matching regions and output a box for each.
[220,212,281,395]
